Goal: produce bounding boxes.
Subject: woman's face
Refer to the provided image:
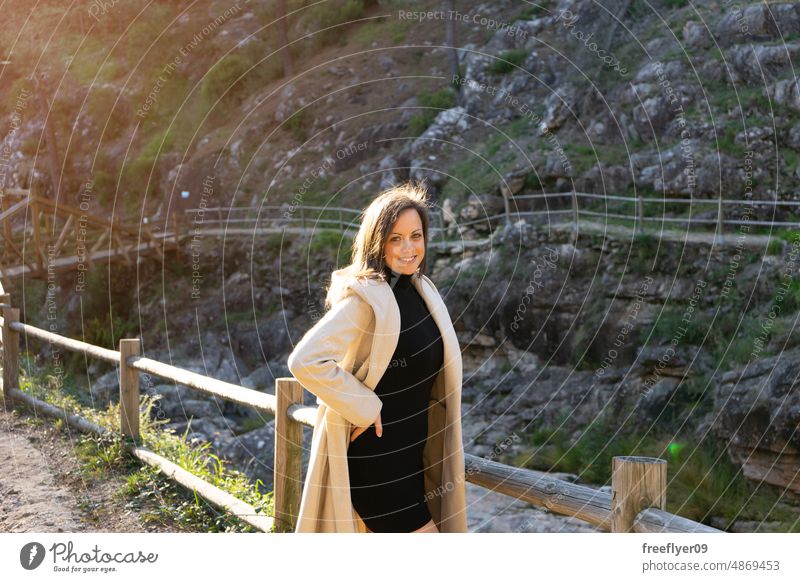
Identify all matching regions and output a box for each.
[383,208,425,275]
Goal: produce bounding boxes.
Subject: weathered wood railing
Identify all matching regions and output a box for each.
[0,292,721,534]
[180,193,800,241]
[3,190,793,283]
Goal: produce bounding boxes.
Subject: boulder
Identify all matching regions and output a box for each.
[715,3,800,48]
[713,350,800,496]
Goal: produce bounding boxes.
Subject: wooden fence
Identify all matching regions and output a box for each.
[180,191,800,241]
[4,188,794,285]
[0,292,721,534]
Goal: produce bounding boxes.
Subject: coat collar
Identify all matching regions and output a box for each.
[346,273,460,395]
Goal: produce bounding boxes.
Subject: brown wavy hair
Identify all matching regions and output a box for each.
[325,180,432,309]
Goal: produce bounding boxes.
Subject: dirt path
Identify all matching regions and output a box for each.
[0,404,179,533]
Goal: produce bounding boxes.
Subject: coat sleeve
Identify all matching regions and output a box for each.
[287,293,383,427]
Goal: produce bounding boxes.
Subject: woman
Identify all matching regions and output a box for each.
[287,181,467,533]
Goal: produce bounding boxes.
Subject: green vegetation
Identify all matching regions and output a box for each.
[66,36,121,85]
[485,117,538,156]
[777,276,800,314]
[406,87,458,136]
[84,87,130,140]
[17,357,273,532]
[560,141,632,176]
[651,303,708,346]
[766,238,783,255]
[352,14,412,46]
[694,83,773,117]
[514,413,799,530]
[440,116,547,205]
[301,0,368,48]
[631,232,661,270]
[440,157,498,205]
[284,109,309,142]
[515,1,553,20]
[572,289,613,370]
[201,54,253,105]
[79,265,139,352]
[716,124,747,157]
[487,49,530,76]
[646,261,788,369]
[310,230,351,267]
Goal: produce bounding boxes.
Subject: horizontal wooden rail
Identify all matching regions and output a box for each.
[633,507,720,533]
[132,447,274,532]
[464,454,721,533]
[8,387,108,435]
[2,386,273,532]
[286,402,318,427]
[466,454,613,530]
[1,298,724,534]
[126,356,277,416]
[8,320,120,363]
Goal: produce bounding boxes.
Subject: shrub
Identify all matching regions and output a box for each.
[306,0,366,47]
[201,54,253,105]
[406,87,458,136]
[488,49,529,75]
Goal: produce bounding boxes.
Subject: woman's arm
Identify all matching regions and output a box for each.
[287,293,383,427]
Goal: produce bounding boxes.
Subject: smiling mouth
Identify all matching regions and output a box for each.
[398,255,417,263]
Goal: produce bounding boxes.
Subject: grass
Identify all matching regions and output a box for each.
[571,289,613,370]
[352,13,413,47]
[630,231,661,271]
[487,49,530,76]
[648,276,779,369]
[440,115,545,204]
[440,157,499,204]
[300,0,368,49]
[693,83,773,117]
[309,230,351,268]
[485,117,539,157]
[513,414,799,530]
[66,36,121,85]
[776,276,800,314]
[716,124,747,157]
[201,54,254,105]
[405,87,458,137]
[559,141,633,176]
[767,238,783,255]
[17,357,274,533]
[651,304,708,346]
[284,109,309,142]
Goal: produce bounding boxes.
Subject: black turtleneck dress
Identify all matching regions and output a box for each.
[346,267,445,532]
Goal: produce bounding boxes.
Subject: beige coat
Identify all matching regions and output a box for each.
[286,271,467,533]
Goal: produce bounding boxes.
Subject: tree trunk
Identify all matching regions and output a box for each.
[445,0,460,90]
[277,0,293,77]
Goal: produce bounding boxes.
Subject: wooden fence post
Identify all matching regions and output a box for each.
[274,377,304,532]
[611,455,667,532]
[570,191,579,246]
[119,338,141,442]
[636,193,644,235]
[1,293,10,395]
[1,301,20,404]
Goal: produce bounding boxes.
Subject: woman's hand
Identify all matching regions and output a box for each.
[350,412,382,442]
